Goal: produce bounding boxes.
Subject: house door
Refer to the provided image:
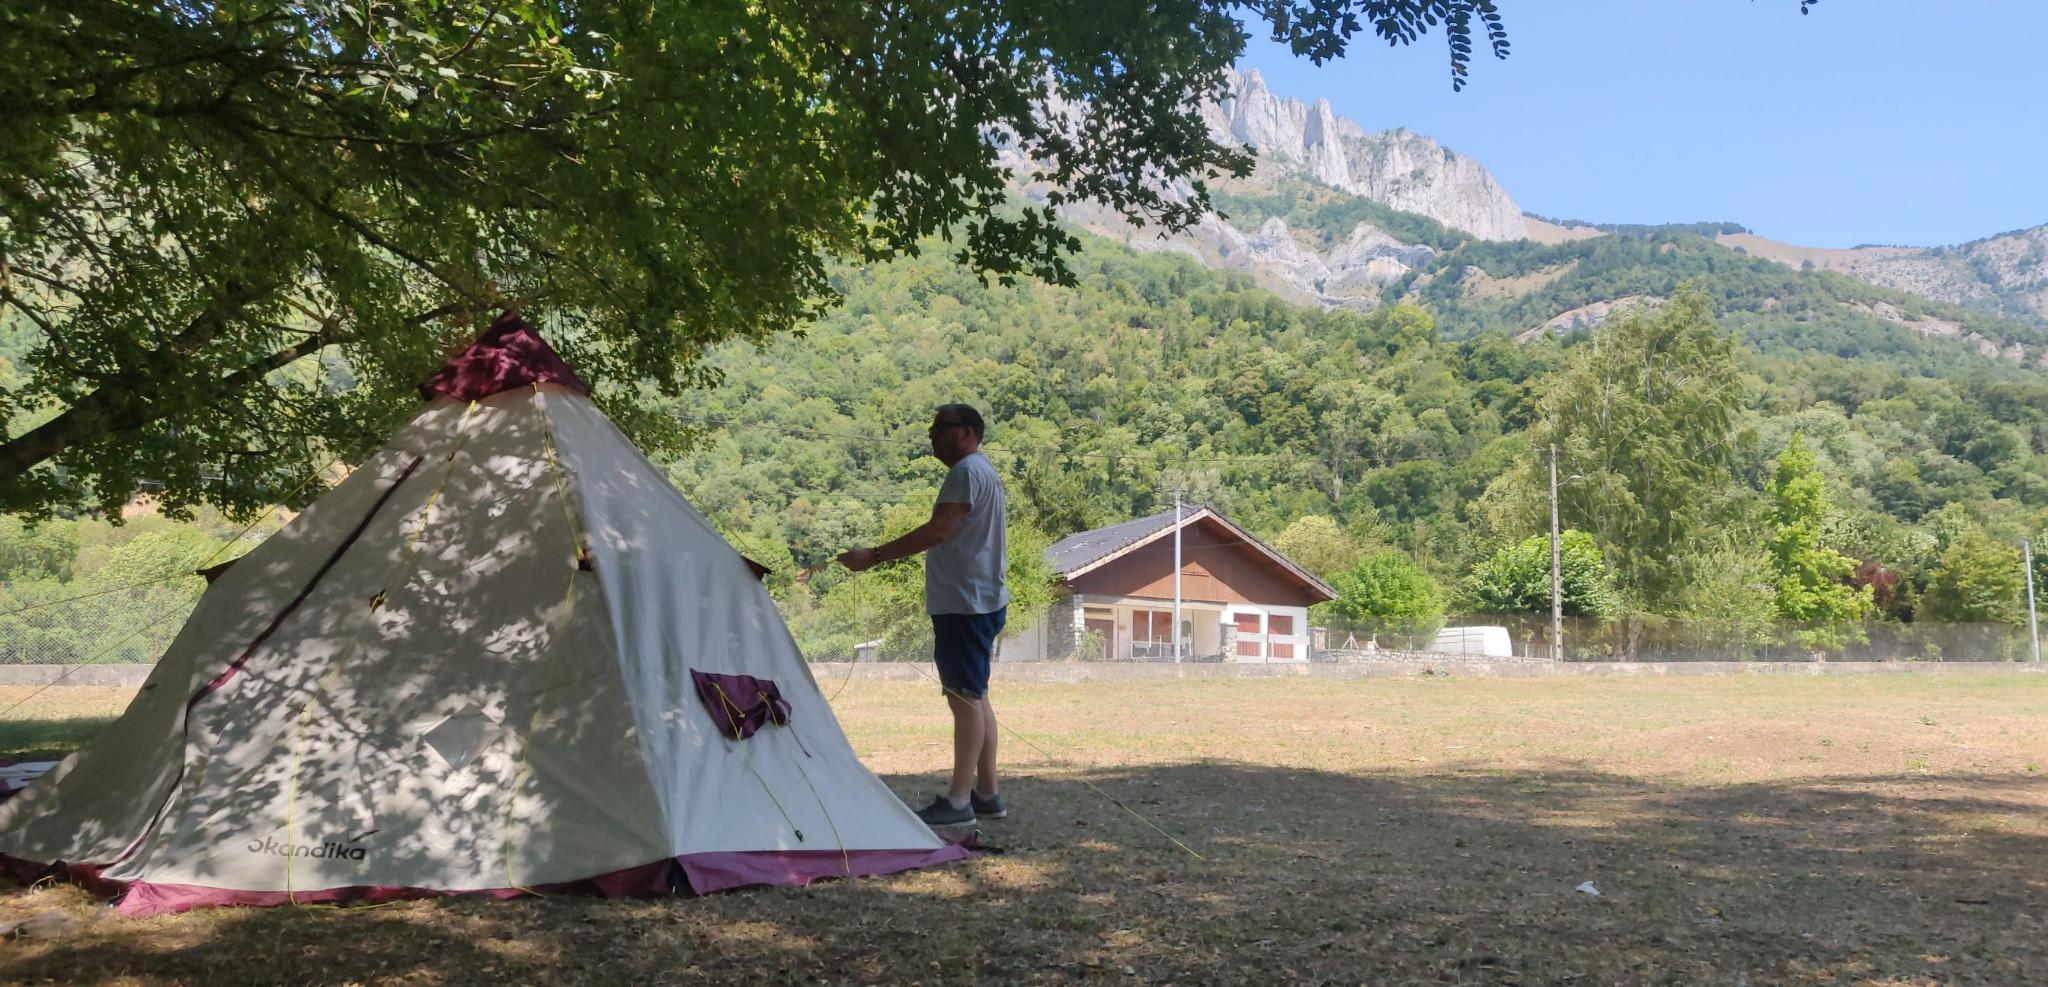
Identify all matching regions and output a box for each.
[1084,618,1115,661]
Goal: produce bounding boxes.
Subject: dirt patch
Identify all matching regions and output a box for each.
[1460,259,1579,302]
[1522,217,1604,245]
[1716,232,1919,269]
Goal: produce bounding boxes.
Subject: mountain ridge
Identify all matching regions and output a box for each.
[1044,67,2048,368]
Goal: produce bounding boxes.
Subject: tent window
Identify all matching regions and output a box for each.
[421,703,503,771]
[691,669,792,741]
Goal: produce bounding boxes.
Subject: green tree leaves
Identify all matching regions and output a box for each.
[1461,530,1619,619]
[1763,434,1871,629]
[1922,527,2026,625]
[0,0,1512,520]
[1272,514,1375,579]
[1324,551,1442,625]
[1540,287,1748,612]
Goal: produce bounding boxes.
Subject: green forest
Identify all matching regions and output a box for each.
[5,220,2046,662]
[655,228,2047,660]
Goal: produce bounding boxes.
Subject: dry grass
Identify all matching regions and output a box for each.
[1459,260,1580,301]
[4,672,2046,985]
[0,686,135,760]
[1521,217,1606,246]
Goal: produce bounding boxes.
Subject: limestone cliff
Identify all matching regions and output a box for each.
[1201,68,1526,241]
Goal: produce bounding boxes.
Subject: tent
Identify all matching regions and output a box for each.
[0,313,969,915]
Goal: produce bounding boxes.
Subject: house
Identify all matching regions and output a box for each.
[1006,506,1338,662]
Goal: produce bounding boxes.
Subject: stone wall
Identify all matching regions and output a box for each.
[1314,647,1551,667]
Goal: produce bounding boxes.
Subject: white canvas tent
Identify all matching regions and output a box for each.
[0,314,968,915]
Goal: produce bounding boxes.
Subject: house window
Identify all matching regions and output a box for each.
[1233,611,1263,657]
[1132,608,1177,657]
[1268,614,1296,659]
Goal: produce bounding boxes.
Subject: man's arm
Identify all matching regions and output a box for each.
[838,501,969,572]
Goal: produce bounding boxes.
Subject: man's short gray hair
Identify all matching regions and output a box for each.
[935,403,986,440]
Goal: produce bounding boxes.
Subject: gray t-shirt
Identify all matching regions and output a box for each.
[926,451,1009,615]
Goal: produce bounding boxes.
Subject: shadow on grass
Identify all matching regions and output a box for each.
[0,716,115,760]
[3,761,2043,985]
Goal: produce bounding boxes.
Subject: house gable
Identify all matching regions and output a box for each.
[1064,515,1333,607]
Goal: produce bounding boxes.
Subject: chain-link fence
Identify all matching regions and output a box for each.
[6,584,2037,668]
[0,579,201,665]
[797,600,2042,665]
[1299,613,2040,663]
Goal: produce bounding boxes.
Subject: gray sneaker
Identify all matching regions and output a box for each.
[914,795,974,826]
[970,790,1007,819]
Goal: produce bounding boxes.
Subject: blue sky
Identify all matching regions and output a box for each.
[1237,1,2043,248]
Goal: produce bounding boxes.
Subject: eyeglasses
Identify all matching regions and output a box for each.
[929,420,967,431]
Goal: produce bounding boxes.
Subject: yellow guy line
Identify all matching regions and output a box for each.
[500,388,591,896]
[285,399,480,898]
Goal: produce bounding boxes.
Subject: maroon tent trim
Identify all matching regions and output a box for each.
[418,311,590,402]
[0,842,977,915]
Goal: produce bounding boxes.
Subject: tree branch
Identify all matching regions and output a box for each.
[0,286,266,480]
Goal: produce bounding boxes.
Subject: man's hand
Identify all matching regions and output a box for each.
[837,504,966,573]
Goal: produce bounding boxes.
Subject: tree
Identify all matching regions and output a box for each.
[1669,542,1782,660]
[1921,526,2024,625]
[1273,514,1370,580]
[0,515,77,581]
[0,1,1516,519]
[1540,287,1749,614]
[1323,551,1443,629]
[1461,530,1620,619]
[1763,435,1872,642]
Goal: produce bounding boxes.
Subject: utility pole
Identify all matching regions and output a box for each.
[2025,538,2041,665]
[1549,444,1564,662]
[1173,491,1184,664]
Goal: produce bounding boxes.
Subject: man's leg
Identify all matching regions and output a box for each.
[945,689,986,804]
[974,695,998,796]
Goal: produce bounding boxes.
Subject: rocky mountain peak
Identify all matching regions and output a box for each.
[1204,67,1526,241]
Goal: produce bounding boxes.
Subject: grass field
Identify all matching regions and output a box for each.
[2,672,2045,985]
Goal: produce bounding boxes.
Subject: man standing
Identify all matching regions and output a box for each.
[838,404,1008,826]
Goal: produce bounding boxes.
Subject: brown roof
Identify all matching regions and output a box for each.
[1045,506,1336,601]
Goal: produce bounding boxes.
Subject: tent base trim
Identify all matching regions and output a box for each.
[676,840,978,894]
[109,858,681,916]
[4,841,979,916]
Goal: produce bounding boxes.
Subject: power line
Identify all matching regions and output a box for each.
[664,411,1455,471]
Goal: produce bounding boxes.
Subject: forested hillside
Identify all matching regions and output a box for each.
[659,232,2048,657]
[5,228,2045,661]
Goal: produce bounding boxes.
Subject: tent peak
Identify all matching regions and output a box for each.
[419,311,589,402]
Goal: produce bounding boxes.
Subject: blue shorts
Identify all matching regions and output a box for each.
[931,607,1006,699]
